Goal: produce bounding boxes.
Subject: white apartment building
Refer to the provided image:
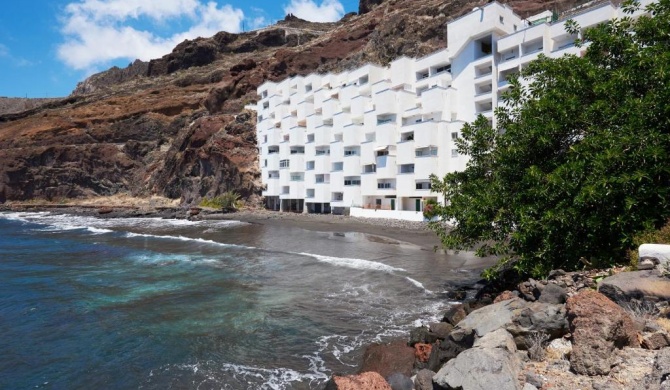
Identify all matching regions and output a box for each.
[256,0,652,221]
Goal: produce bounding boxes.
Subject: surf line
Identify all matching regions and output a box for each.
[123,231,432,293]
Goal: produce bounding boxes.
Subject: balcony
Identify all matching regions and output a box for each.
[314,125,332,146]
[402,120,438,148]
[375,122,397,147]
[396,141,415,164]
[343,124,362,146]
[375,155,397,179]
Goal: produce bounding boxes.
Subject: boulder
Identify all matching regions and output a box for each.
[442,304,467,326]
[324,371,392,390]
[453,298,568,349]
[410,326,439,346]
[641,331,670,350]
[385,372,413,390]
[598,270,670,304]
[538,283,568,304]
[545,338,572,360]
[433,330,522,390]
[415,343,432,362]
[414,369,436,390]
[473,328,517,352]
[566,290,640,376]
[640,348,670,390]
[429,322,454,340]
[426,339,467,372]
[494,290,518,303]
[639,243,670,269]
[360,341,415,378]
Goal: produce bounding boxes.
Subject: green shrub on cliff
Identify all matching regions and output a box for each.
[429,0,670,280]
[200,191,241,212]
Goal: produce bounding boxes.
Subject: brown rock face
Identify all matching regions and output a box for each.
[324,371,392,390]
[566,290,640,376]
[359,340,415,378]
[359,0,385,14]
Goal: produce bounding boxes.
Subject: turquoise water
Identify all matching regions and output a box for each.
[0,212,479,389]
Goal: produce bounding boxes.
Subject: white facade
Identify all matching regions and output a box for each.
[256,0,652,220]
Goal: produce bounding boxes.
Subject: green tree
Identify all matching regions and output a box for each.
[430,0,670,279]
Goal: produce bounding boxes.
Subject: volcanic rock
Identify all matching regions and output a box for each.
[324,371,392,390]
[566,290,640,376]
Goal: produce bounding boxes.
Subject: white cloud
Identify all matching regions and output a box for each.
[57,0,245,71]
[0,44,8,57]
[283,0,345,23]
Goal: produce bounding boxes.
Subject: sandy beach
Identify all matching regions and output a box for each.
[208,209,441,249]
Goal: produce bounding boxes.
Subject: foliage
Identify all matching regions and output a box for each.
[199,191,242,212]
[627,219,670,267]
[429,0,670,279]
[423,198,439,219]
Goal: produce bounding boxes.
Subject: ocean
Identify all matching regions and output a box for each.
[0,212,481,389]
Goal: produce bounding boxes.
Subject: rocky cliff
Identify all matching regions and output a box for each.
[0,0,589,205]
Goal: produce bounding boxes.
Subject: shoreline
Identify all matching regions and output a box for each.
[1,203,498,270]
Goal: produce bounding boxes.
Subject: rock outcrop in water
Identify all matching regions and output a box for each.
[0,0,594,205]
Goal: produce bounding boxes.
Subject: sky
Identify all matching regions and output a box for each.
[0,0,358,98]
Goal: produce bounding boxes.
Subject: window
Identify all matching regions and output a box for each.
[513,24,517,31]
[344,178,361,186]
[377,182,393,189]
[268,171,279,179]
[268,147,279,154]
[264,159,267,167]
[290,147,304,154]
[315,149,330,156]
[436,65,451,74]
[306,161,315,170]
[305,84,312,92]
[262,102,269,109]
[416,147,438,157]
[290,173,304,181]
[451,149,459,158]
[306,189,315,198]
[332,162,343,171]
[376,150,389,157]
[261,91,268,98]
[401,132,414,142]
[307,134,315,143]
[363,164,376,173]
[416,182,431,190]
[315,175,326,183]
[332,192,344,201]
[279,159,290,168]
[481,41,492,55]
[451,132,459,140]
[263,135,268,143]
[400,164,415,174]
[499,16,504,24]
[344,149,359,156]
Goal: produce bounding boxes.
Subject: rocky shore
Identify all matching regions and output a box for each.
[325,262,670,390]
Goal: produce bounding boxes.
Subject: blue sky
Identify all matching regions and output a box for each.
[0,0,358,98]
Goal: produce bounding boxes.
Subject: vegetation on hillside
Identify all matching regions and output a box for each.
[429,0,670,279]
[199,191,242,212]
